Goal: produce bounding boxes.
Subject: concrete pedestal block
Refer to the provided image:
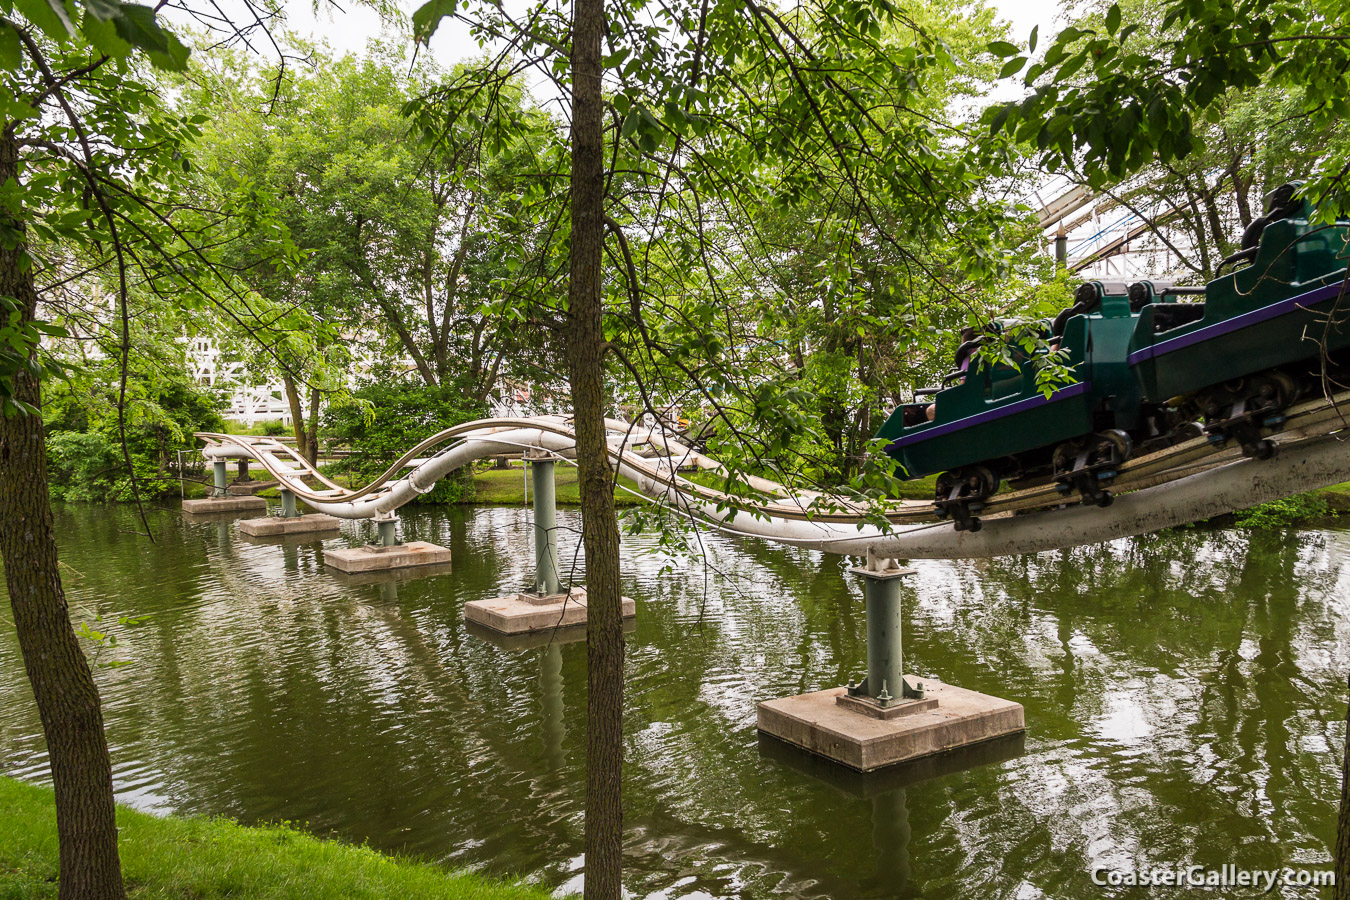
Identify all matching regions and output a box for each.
[756,680,1024,772]
[238,514,341,537]
[182,496,267,515]
[323,541,452,574]
[227,480,278,495]
[463,587,636,635]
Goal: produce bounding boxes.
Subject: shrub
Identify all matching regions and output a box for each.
[322,379,488,504]
[1233,492,1331,528]
[44,367,225,501]
[46,431,121,501]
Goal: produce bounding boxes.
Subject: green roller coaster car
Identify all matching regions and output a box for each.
[876,182,1350,532]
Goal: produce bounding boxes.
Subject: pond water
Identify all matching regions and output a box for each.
[2,502,1348,898]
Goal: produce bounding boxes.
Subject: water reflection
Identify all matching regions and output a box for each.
[0,504,1345,899]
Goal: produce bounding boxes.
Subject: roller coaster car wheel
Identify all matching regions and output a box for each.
[1096,429,1132,465]
[1200,371,1298,458]
[1053,430,1132,507]
[934,465,998,533]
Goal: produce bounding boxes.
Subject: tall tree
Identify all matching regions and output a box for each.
[0,132,125,900]
[564,0,625,893]
[189,45,554,442]
[0,4,300,893]
[411,0,1023,895]
[0,9,190,897]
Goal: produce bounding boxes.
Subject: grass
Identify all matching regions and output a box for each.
[471,464,645,506]
[221,420,291,437]
[0,777,552,900]
[893,474,939,500]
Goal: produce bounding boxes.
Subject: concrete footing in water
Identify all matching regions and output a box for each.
[238,514,341,537]
[755,680,1024,772]
[182,496,267,515]
[463,587,636,635]
[226,480,277,496]
[323,541,452,574]
[755,554,1025,772]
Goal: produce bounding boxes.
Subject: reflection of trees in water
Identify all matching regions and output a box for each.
[12,505,1350,899]
[955,528,1347,875]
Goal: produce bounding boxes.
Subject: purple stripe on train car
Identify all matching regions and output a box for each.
[1126,282,1346,366]
[885,381,1092,451]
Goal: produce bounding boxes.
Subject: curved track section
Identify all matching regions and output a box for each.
[197,397,1350,560]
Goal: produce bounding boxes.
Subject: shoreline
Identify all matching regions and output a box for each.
[0,776,554,900]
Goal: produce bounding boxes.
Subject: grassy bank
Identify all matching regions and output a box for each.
[471,465,645,506]
[0,777,552,900]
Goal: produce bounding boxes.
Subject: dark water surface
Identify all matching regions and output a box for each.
[2,503,1348,898]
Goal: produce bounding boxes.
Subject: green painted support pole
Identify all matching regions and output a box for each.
[863,571,904,704]
[531,456,560,595]
[1054,224,1068,268]
[237,458,250,481]
[377,517,398,547]
[848,556,917,707]
[280,488,298,518]
[212,460,228,498]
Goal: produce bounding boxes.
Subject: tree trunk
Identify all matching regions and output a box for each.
[0,131,126,900]
[1336,673,1350,900]
[1198,175,1230,258]
[281,371,308,460]
[1231,154,1253,227]
[305,385,321,465]
[1180,177,1214,279]
[567,1,624,897]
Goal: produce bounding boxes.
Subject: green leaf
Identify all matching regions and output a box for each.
[82,0,119,20]
[1105,3,1121,35]
[110,3,188,70]
[988,40,1020,58]
[80,9,130,58]
[1146,94,1166,131]
[998,57,1026,79]
[0,22,20,69]
[1029,25,1038,54]
[14,0,76,39]
[989,104,1012,134]
[410,0,456,42]
[1057,52,1087,81]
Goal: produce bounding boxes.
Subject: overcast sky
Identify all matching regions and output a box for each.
[282,0,1067,74]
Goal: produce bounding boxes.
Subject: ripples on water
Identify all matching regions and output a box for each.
[2,503,1348,899]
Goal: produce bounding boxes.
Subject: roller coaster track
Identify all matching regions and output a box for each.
[196,390,1350,560]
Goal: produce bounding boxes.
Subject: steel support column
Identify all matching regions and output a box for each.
[864,571,904,703]
[531,455,560,595]
[212,460,228,498]
[377,516,399,547]
[848,553,918,706]
[280,488,298,518]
